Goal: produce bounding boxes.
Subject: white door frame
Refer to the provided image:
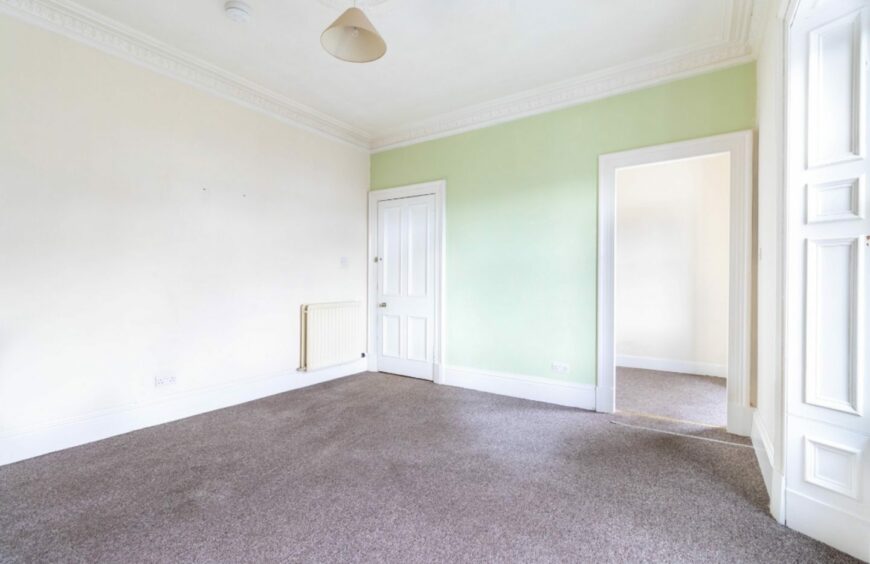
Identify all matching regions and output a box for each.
[596,130,755,436]
[367,180,446,383]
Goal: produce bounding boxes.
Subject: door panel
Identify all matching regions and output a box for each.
[381,314,401,358]
[808,9,864,166]
[807,177,863,222]
[805,237,862,414]
[376,194,436,380]
[407,316,428,361]
[407,202,430,298]
[380,206,402,297]
[787,1,870,558]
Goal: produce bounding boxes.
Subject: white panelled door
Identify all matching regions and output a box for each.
[376,194,436,380]
[787,0,870,558]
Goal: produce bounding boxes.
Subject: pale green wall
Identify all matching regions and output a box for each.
[370,63,756,385]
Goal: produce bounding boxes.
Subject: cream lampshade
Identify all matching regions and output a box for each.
[321,7,386,63]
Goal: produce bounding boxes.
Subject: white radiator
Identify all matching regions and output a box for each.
[299,301,364,371]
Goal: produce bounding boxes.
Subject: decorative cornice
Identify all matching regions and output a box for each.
[370,41,754,152]
[370,0,763,152]
[1,0,766,153]
[0,0,371,149]
[730,0,756,44]
[747,0,774,54]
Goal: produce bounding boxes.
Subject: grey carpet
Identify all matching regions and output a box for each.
[0,372,855,563]
[617,367,727,427]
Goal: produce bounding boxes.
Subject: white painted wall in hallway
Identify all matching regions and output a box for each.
[753,0,786,521]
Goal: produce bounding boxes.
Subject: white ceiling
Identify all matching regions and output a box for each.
[4,0,767,150]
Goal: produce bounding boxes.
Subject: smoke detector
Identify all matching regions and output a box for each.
[224,1,251,23]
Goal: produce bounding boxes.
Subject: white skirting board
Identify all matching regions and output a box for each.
[616,355,727,378]
[751,411,785,522]
[751,412,775,494]
[785,490,870,562]
[0,359,367,466]
[441,366,596,410]
[727,403,754,437]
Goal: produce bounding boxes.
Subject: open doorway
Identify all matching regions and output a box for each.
[596,131,754,436]
[614,153,730,427]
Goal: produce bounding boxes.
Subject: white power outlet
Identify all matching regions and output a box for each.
[154,373,177,388]
[551,361,569,374]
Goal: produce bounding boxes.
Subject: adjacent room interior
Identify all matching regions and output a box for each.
[614,153,731,428]
[1,0,868,562]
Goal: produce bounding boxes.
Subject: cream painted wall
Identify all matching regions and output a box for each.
[615,154,731,377]
[0,16,368,460]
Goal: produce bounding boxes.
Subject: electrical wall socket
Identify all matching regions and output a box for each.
[154,374,177,387]
[551,361,570,374]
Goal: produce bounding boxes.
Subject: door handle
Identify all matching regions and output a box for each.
[378,302,388,308]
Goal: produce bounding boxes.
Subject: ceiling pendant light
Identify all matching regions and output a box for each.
[321,5,386,63]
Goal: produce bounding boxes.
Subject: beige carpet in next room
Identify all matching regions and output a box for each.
[616,366,727,427]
